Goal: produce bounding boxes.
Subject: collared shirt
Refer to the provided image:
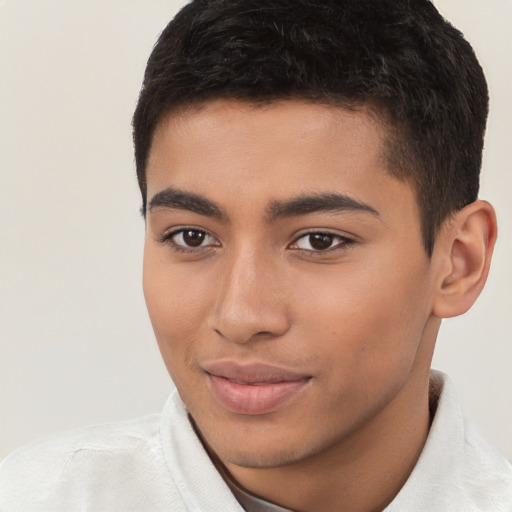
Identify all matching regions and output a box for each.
[212,450,293,511]
[221,473,292,512]
[1,371,511,511]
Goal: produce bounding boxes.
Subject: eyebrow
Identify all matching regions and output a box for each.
[147,187,380,222]
[148,187,227,220]
[266,193,380,220]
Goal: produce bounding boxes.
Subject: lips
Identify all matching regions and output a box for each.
[203,361,312,415]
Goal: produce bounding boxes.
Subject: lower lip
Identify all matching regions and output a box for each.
[207,374,311,415]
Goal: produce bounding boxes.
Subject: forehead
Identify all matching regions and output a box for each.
[145,99,415,219]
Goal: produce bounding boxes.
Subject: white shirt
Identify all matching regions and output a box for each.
[1,371,511,511]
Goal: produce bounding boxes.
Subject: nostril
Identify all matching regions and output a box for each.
[254,331,272,337]
[213,325,284,345]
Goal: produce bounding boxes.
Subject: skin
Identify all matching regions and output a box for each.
[143,99,496,512]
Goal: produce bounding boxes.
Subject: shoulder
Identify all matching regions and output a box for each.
[435,371,512,507]
[462,418,512,510]
[388,371,512,511]
[0,412,162,476]
[433,371,512,509]
[0,413,183,511]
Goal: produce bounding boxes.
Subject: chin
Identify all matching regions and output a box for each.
[218,443,313,469]
[204,423,333,470]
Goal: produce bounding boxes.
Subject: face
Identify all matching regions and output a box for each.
[143,100,438,469]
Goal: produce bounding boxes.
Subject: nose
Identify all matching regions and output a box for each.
[208,247,290,345]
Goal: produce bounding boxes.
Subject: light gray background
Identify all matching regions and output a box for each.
[1,0,511,460]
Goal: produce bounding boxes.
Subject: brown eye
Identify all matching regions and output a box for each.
[308,233,334,251]
[182,230,206,247]
[168,229,219,250]
[291,232,352,253]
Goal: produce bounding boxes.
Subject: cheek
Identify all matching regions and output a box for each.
[293,255,431,380]
[142,250,212,375]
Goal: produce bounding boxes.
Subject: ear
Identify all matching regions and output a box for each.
[432,200,497,319]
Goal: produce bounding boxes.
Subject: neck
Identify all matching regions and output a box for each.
[222,365,433,512]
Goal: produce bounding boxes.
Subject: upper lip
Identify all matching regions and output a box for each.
[202,360,311,384]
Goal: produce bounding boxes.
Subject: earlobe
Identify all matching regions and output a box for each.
[432,200,497,319]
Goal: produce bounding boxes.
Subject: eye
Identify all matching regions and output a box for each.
[159,228,220,252]
[290,232,352,252]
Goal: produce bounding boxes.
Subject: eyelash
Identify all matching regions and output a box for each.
[157,228,355,255]
[157,228,219,254]
[289,231,355,255]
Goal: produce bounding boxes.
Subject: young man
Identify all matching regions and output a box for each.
[1,0,511,510]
